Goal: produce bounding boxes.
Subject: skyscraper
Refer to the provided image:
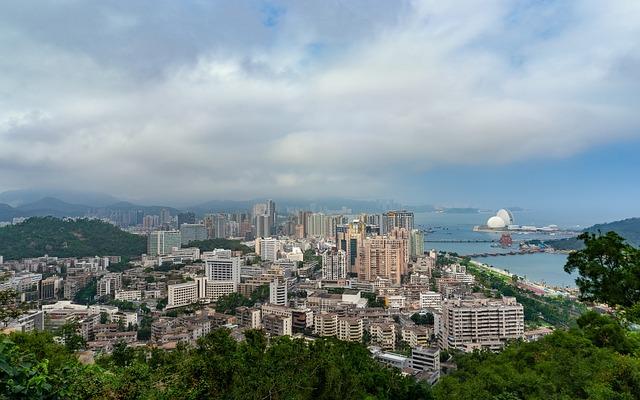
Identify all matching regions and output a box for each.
[382,210,414,234]
[336,220,366,274]
[180,223,208,245]
[322,250,347,280]
[177,212,196,227]
[356,232,408,286]
[148,230,182,256]
[410,229,425,257]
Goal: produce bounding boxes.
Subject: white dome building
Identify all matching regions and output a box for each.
[496,209,514,226]
[487,216,507,229]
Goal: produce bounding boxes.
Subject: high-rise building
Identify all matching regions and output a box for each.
[177,212,196,227]
[382,210,414,234]
[204,252,241,285]
[269,280,288,306]
[252,200,276,237]
[336,220,366,274]
[322,250,347,280]
[437,297,524,352]
[410,229,425,257]
[258,237,279,261]
[356,232,408,286]
[159,208,172,225]
[148,230,182,256]
[305,213,341,238]
[180,223,207,245]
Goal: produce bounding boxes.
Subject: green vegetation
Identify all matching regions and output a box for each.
[0,329,432,399]
[186,238,252,254]
[565,231,640,308]
[434,321,640,399]
[214,285,270,314]
[73,278,97,305]
[362,292,385,308]
[411,312,434,325]
[0,217,146,260]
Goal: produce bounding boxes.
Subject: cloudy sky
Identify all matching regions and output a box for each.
[1,0,639,217]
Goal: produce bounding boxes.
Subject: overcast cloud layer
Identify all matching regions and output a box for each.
[1,0,639,204]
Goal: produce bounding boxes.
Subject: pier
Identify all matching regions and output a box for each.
[467,249,544,258]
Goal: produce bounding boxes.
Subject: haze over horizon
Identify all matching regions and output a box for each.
[1,1,639,217]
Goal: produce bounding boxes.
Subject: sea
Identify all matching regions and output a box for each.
[415,210,584,288]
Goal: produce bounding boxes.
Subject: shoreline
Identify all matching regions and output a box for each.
[468,259,576,297]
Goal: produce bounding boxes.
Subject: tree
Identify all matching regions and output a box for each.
[0,289,30,327]
[100,311,109,324]
[58,322,86,352]
[564,231,640,307]
[215,292,251,314]
[411,312,434,325]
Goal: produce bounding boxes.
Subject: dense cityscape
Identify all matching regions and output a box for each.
[2,1,640,398]
[3,199,635,397]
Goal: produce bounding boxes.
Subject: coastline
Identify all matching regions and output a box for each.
[468,259,576,297]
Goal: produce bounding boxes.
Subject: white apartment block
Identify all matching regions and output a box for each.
[205,255,241,284]
[386,295,406,309]
[437,297,524,352]
[420,291,443,312]
[261,304,293,319]
[258,238,280,261]
[167,282,199,308]
[269,280,288,306]
[411,346,440,375]
[115,290,142,301]
[205,281,236,301]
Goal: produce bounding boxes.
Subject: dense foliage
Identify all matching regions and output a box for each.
[0,217,146,260]
[435,324,640,399]
[214,285,270,314]
[186,238,252,254]
[0,329,432,399]
[565,232,640,307]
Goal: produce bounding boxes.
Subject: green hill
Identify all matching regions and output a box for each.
[546,217,640,250]
[0,217,146,260]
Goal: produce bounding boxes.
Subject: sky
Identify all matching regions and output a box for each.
[0,0,639,217]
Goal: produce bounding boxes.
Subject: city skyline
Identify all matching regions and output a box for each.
[1,1,639,218]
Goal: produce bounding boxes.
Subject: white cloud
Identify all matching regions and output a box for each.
[0,0,638,203]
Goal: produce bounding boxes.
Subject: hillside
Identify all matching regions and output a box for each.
[546,217,640,250]
[0,217,146,260]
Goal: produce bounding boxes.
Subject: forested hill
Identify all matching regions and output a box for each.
[547,217,640,250]
[0,217,146,260]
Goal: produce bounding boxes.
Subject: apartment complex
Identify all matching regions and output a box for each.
[437,297,524,351]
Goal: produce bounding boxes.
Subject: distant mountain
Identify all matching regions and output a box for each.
[16,197,92,217]
[546,217,640,250]
[441,207,479,214]
[0,203,20,222]
[0,217,147,260]
[0,189,119,207]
